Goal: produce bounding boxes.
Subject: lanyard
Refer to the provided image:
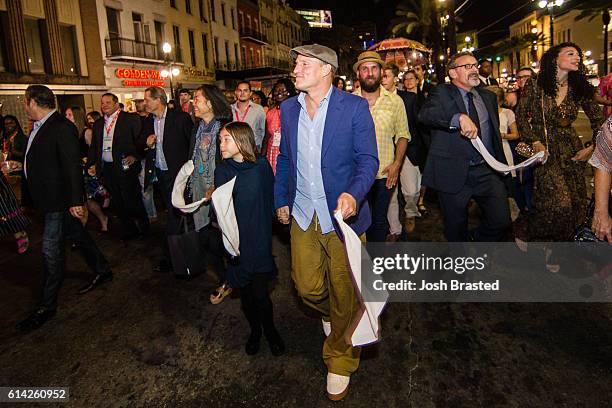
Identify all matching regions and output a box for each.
[234,104,251,122]
[104,113,119,137]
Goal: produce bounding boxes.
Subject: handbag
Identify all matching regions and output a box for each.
[167,216,204,277]
[515,92,550,159]
[572,195,612,242]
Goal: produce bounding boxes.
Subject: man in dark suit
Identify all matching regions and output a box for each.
[142,86,193,273]
[17,85,112,333]
[478,59,499,87]
[418,51,511,242]
[88,93,149,241]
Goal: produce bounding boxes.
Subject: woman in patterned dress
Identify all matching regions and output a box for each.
[515,42,603,241]
[590,116,612,242]
[262,78,296,175]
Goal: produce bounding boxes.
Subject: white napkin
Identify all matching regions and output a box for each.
[471,138,546,174]
[334,211,388,347]
[171,160,207,213]
[211,176,240,256]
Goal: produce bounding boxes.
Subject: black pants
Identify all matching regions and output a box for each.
[240,274,277,339]
[41,211,110,310]
[156,168,182,236]
[102,162,149,237]
[366,178,393,242]
[437,164,511,242]
[198,224,226,282]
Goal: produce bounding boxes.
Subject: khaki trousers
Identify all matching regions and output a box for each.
[291,215,362,376]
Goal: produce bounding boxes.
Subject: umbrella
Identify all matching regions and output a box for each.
[368,37,432,69]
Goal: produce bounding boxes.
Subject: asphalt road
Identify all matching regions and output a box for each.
[1,199,611,407]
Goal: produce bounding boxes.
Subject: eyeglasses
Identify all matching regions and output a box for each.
[450,63,478,70]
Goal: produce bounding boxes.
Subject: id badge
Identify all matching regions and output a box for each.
[272,130,281,147]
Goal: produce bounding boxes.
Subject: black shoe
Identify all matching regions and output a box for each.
[78,272,113,294]
[16,308,56,333]
[153,260,172,273]
[245,333,261,355]
[266,331,285,356]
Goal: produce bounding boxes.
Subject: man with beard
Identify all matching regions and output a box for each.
[275,44,378,401]
[231,81,266,150]
[418,52,511,242]
[353,51,410,242]
[478,59,499,87]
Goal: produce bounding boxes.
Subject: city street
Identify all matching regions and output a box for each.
[1,205,611,407]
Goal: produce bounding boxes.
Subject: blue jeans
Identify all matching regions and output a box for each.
[41,211,110,310]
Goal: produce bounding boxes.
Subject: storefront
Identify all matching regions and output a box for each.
[104,62,170,111]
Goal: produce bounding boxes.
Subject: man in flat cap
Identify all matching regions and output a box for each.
[274,44,378,401]
[353,51,410,242]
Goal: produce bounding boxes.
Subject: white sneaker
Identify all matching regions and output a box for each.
[326,373,350,401]
[322,318,331,337]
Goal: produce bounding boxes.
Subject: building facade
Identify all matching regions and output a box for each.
[96,0,215,108]
[0,0,107,126]
[208,0,240,87]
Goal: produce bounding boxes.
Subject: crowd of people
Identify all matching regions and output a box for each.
[1,41,611,401]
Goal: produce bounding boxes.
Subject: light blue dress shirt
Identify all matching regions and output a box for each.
[293,85,334,234]
[24,110,55,178]
[154,107,169,170]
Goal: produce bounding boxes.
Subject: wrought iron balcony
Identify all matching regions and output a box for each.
[105,37,162,61]
[239,27,268,44]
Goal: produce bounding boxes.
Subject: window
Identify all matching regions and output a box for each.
[106,7,121,38]
[230,8,235,30]
[0,11,7,72]
[257,49,261,66]
[60,25,79,75]
[239,11,244,30]
[188,30,196,66]
[173,25,182,61]
[170,0,177,9]
[241,46,246,66]
[213,36,219,64]
[154,21,164,56]
[567,29,571,42]
[221,3,226,26]
[247,15,251,30]
[132,13,143,42]
[202,33,209,68]
[199,0,205,21]
[249,47,254,66]
[24,19,45,73]
[225,40,230,65]
[186,0,192,14]
[210,0,216,22]
[234,43,238,65]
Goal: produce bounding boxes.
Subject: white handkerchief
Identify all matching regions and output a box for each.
[171,160,207,213]
[211,176,240,256]
[334,211,388,346]
[471,138,546,174]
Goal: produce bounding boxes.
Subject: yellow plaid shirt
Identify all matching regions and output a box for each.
[354,86,410,178]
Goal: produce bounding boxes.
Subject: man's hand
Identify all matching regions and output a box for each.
[69,205,85,219]
[335,192,357,220]
[592,210,612,242]
[571,145,594,162]
[204,186,215,201]
[123,155,137,166]
[87,165,96,176]
[459,114,478,139]
[146,134,156,149]
[276,206,290,224]
[382,161,401,189]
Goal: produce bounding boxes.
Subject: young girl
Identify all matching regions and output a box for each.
[213,121,284,356]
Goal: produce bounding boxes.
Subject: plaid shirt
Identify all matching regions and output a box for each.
[354,86,410,178]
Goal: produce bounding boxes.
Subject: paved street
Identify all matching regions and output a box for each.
[1,203,611,407]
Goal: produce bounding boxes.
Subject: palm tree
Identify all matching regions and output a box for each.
[391,0,438,45]
[575,0,610,75]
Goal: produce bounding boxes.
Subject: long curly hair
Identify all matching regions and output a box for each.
[536,42,594,101]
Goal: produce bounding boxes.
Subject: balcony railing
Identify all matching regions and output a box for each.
[105,37,162,61]
[215,57,292,72]
[239,27,268,44]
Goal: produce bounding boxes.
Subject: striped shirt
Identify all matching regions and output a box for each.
[354,86,410,178]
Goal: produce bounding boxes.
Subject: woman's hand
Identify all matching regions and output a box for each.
[533,141,548,162]
[592,210,612,242]
[571,145,594,162]
[204,186,215,201]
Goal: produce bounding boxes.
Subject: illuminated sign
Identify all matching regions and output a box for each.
[296,9,332,29]
[115,68,163,80]
[122,80,166,87]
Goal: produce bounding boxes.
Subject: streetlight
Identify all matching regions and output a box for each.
[539,0,564,47]
[161,42,178,100]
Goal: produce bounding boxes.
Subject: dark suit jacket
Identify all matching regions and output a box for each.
[418,83,508,194]
[88,110,143,176]
[479,76,499,87]
[274,86,379,237]
[397,90,427,169]
[140,108,193,184]
[25,111,84,213]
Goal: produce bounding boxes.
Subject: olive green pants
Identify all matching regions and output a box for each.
[291,216,362,376]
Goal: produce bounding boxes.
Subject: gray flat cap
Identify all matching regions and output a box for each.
[290,44,338,70]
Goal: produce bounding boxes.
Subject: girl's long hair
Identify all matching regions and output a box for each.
[222,121,257,163]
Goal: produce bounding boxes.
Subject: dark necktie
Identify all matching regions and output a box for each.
[467,91,493,155]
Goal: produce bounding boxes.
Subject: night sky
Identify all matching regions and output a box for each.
[288,0,586,48]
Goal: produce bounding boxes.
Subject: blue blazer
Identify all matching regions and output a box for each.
[274,86,379,237]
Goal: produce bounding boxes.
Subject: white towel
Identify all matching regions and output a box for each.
[470,138,546,173]
[334,211,388,347]
[211,176,240,257]
[171,160,207,213]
